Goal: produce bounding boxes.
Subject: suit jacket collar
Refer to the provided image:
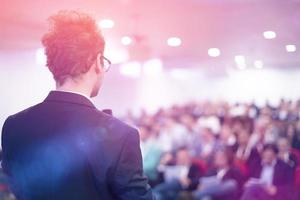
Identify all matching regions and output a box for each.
[44,91,96,108]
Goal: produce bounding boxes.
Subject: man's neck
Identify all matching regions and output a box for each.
[56,83,94,102]
[56,82,92,98]
[57,88,90,97]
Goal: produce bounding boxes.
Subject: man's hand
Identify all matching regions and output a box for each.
[160,153,173,165]
[265,185,277,196]
[180,177,191,187]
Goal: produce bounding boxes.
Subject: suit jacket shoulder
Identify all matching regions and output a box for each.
[1,91,153,200]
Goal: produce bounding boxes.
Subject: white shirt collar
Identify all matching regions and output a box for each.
[54,90,93,103]
[262,159,277,167]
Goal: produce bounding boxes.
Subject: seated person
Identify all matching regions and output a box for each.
[139,125,163,186]
[153,147,203,200]
[277,137,298,170]
[231,128,260,173]
[291,122,300,151]
[241,143,293,200]
[192,146,244,200]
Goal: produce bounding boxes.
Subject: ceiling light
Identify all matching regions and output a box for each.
[98,19,115,29]
[263,31,276,39]
[121,36,133,46]
[208,48,221,57]
[286,44,296,52]
[167,37,182,47]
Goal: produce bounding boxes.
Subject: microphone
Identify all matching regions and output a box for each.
[102,109,113,116]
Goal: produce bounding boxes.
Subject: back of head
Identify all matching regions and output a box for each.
[263,143,279,154]
[42,10,105,85]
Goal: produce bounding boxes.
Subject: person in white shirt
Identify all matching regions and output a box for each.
[154,148,203,200]
[277,137,297,169]
[241,144,293,200]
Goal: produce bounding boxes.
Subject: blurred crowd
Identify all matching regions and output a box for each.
[0,99,300,200]
[124,99,300,200]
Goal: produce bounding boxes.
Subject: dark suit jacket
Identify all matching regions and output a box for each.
[206,166,244,200]
[206,167,244,183]
[249,159,293,200]
[186,163,204,190]
[1,91,153,200]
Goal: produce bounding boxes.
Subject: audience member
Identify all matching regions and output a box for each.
[192,147,244,200]
[241,144,293,200]
[123,99,300,200]
[153,147,203,200]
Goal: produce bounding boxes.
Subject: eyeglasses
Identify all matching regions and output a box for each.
[100,55,111,72]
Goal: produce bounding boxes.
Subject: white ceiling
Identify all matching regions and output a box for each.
[0,0,300,69]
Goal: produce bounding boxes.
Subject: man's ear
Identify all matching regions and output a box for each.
[95,53,102,74]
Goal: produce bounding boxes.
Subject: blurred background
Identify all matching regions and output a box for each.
[1,1,300,199]
[1,0,300,123]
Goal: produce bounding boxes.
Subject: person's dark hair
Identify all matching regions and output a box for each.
[177,146,188,152]
[263,143,279,154]
[232,116,254,134]
[42,10,105,85]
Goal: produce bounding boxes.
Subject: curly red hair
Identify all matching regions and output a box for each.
[42,10,105,85]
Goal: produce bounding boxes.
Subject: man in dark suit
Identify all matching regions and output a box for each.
[241,144,293,200]
[1,10,153,200]
[192,147,244,200]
